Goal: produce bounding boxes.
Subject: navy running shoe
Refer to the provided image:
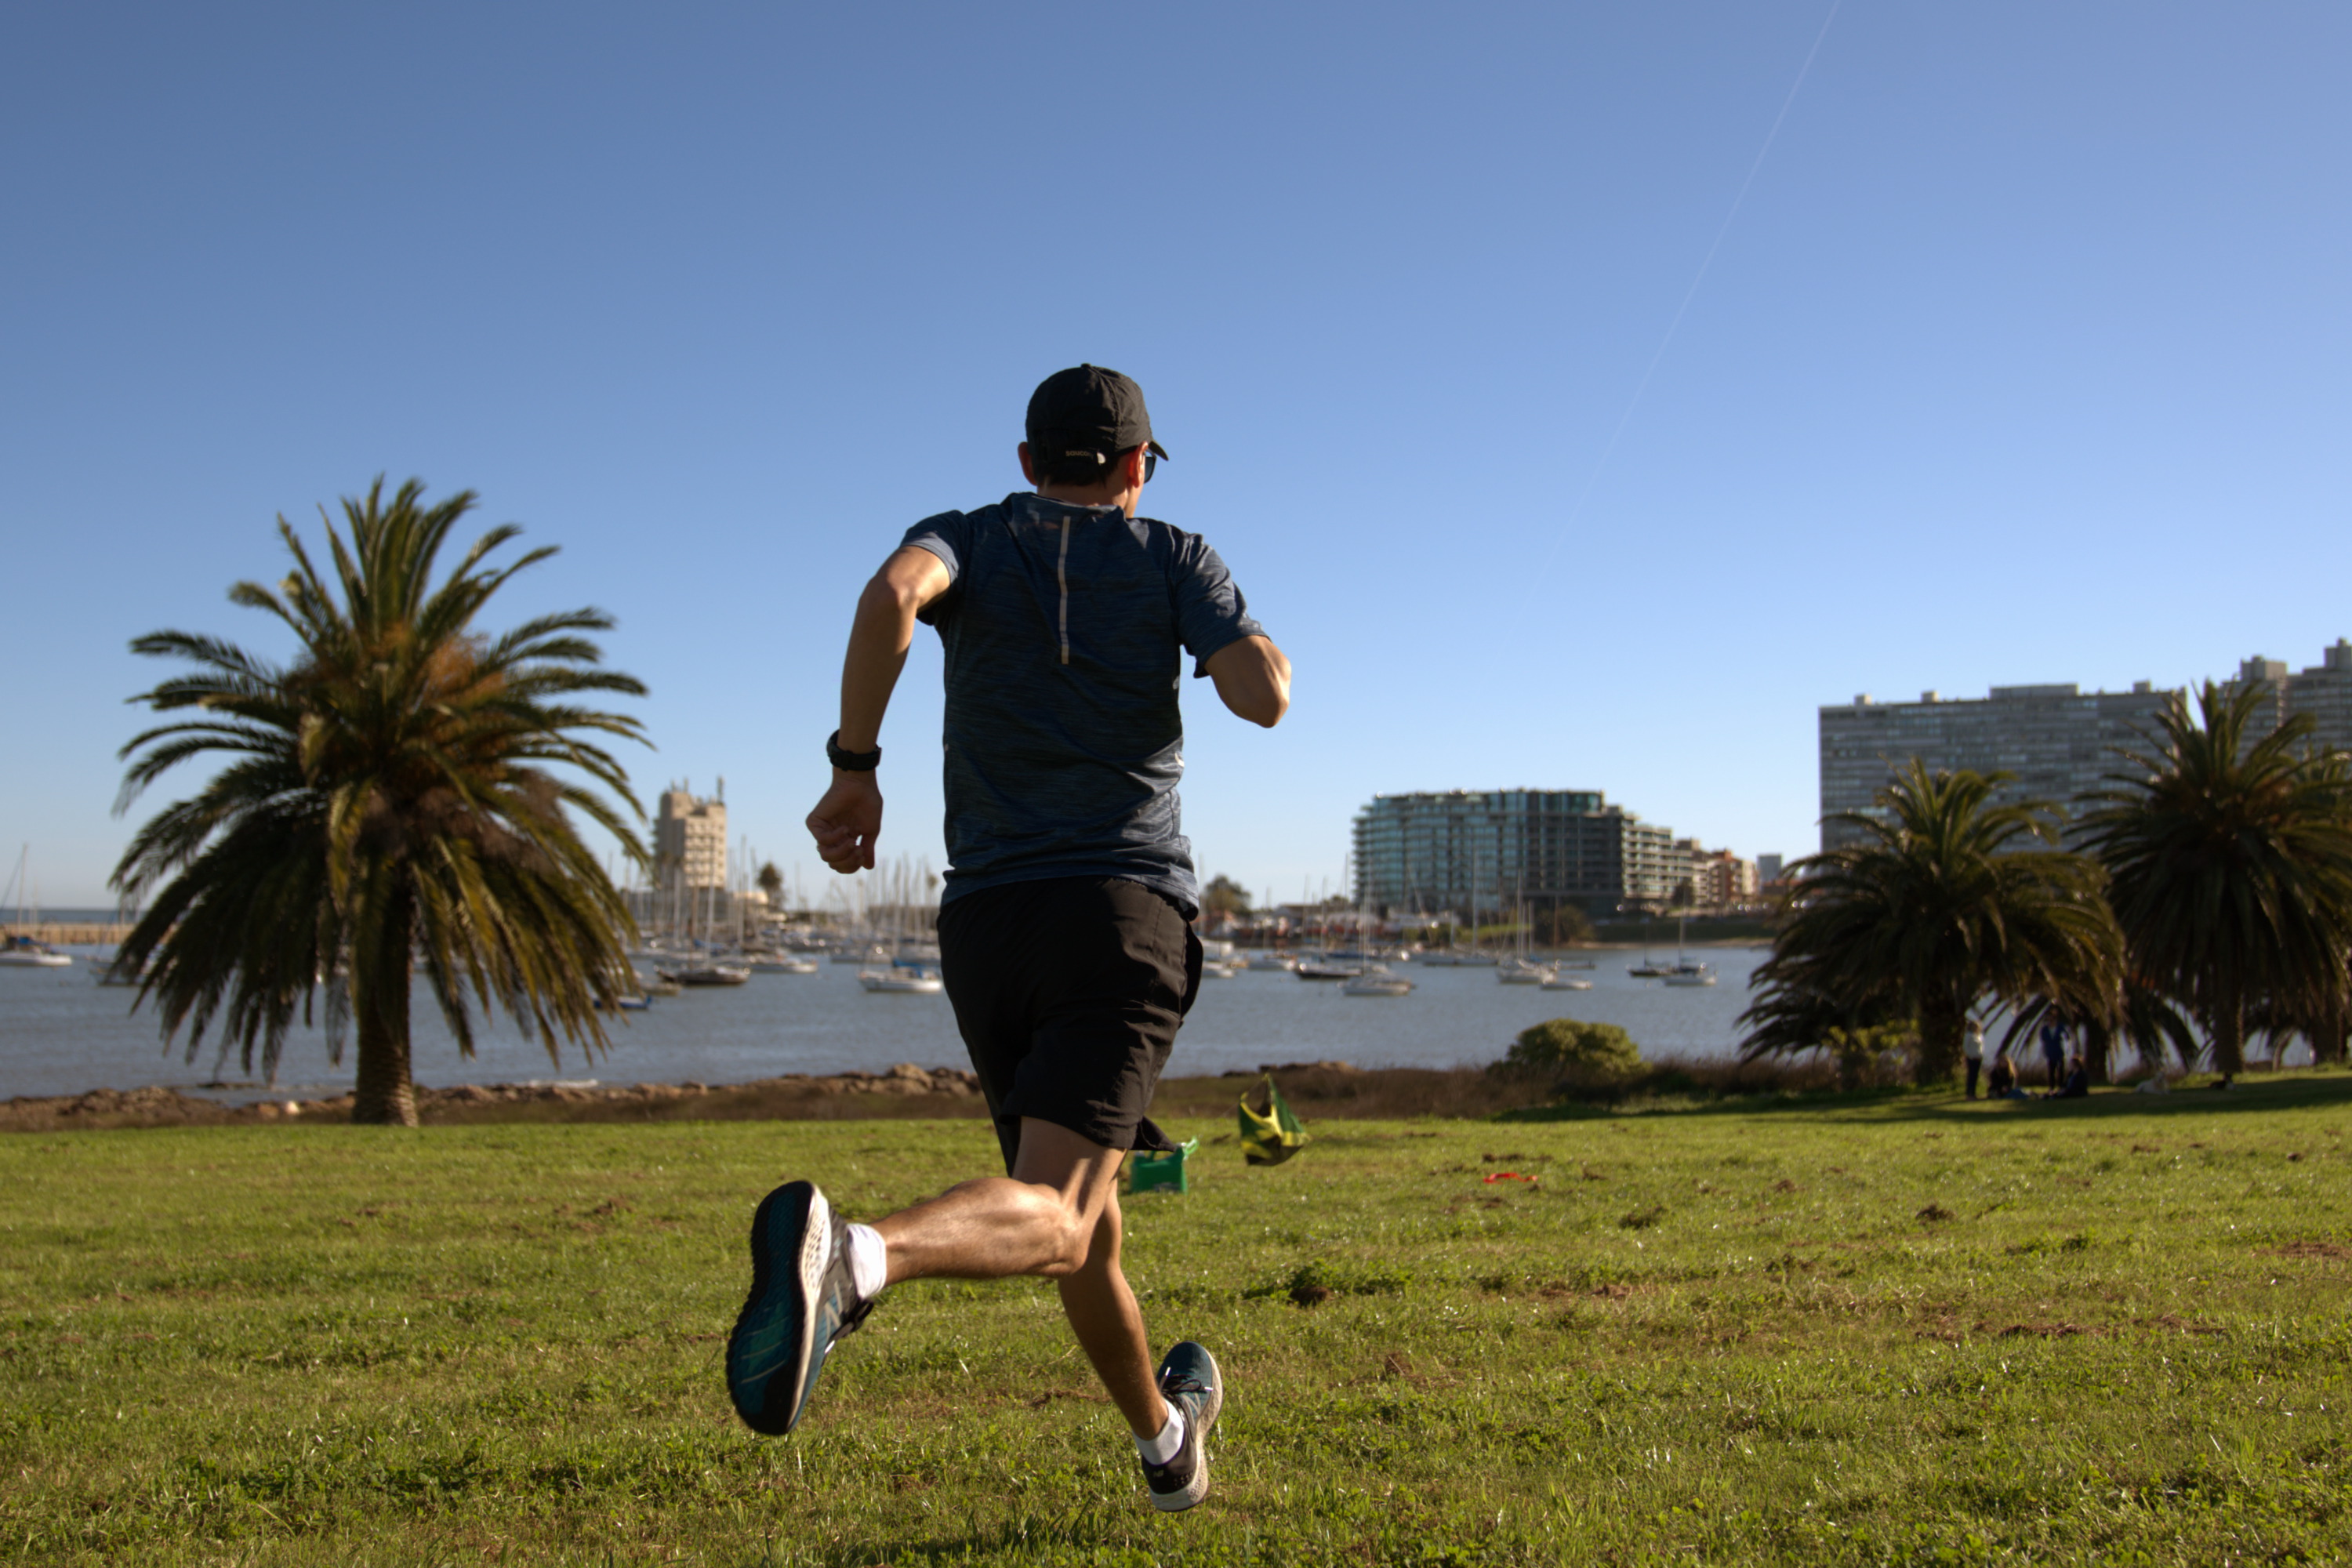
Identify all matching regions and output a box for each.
[725,1181,876,1436]
[1142,1341,1223,1512]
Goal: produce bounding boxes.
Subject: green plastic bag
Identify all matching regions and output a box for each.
[1238,1073,1308,1167]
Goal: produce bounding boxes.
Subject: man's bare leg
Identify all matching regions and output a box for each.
[871,1116,1169,1438]
[1054,1190,1167,1436]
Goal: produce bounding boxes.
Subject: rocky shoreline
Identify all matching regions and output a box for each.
[0,1062,987,1132]
[0,1058,1561,1132]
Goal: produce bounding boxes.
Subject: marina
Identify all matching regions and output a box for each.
[0,937,1774,1103]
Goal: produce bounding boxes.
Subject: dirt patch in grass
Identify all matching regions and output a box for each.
[1922,1312,2227,1343]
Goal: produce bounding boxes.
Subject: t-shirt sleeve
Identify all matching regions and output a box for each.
[1172,535,1267,677]
[900,510,971,625]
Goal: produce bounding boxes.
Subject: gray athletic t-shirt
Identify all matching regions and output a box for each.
[902,492,1265,916]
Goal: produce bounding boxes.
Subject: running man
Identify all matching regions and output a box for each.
[725,365,1290,1512]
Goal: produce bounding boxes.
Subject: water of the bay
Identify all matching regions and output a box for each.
[0,945,1773,1102]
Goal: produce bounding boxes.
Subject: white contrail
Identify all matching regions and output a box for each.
[1528,0,1843,593]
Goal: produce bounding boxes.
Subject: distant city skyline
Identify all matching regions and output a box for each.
[1351,789,1755,919]
[6,5,2350,906]
[1818,639,2352,851]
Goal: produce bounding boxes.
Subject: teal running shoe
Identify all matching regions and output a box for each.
[725,1181,875,1436]
[1142,1341,1223,1512]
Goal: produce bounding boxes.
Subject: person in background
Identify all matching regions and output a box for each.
[1964,1018,1986,1100]
[2055,1054,2091,1098]
[2038,1018,2069,1091]
[1986,1050,2022,1100]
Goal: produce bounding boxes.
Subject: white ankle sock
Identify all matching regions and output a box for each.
[1135,1406,1185,1465]
[844,1221,888,1301]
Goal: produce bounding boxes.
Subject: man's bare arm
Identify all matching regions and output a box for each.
[807,546,953,873]
[1203,635,1290,728]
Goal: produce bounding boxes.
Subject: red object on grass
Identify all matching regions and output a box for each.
[1481,1171,1535,1184]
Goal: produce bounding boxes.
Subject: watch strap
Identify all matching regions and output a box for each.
[826,731,882,771]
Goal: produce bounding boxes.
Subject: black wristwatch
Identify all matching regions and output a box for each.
[826,731,882,772]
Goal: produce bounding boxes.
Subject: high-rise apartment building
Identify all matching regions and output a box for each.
[2238,641,2352,752]
[654,780,728,894]
[1350,789,1733,918]
[1817,640,2352,851]
[1819,684,2170,850]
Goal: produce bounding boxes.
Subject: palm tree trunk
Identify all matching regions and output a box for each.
[2211,994,2245,1079]
[1916,1007,1965,1086]
[352,884,418,1127]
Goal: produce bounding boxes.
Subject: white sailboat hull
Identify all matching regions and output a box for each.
[858,969,943,994]
[1342,975,1414,996]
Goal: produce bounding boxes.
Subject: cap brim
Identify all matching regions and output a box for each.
[1147,440,1170,461]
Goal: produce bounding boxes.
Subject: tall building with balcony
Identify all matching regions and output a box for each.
[2241,641,2352,752]
[1819,684,2171,851]
[654,779,728,895]
[1349,789,1716,919]
[1688,846,1759,908]
[1818,641,2352,852]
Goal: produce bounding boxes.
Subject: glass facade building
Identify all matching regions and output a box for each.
[1349,789,1690,919]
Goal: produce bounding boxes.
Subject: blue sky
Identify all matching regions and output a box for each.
[5,2,2347,909]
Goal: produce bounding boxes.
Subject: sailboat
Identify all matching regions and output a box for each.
[1627,916,1672,978]
[1341,966,1414,997]
[1494,884,1552,984]
[858,966,943,994]
[1420,842,1493,964]
[1659,912,1716,985]
[0,935,71,968]
[659,961,752,987]
[0,847,72,967]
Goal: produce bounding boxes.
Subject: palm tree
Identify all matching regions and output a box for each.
[111,478,650,1125]
[2074,681,2352,1080]
[1742,761,2123,1083]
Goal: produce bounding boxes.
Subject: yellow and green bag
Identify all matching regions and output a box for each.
[1238,1073,1308,1166]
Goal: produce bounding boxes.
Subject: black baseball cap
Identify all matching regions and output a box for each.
[1025,364,1171,467]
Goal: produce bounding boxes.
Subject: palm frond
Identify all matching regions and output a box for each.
[1744,761,2123,1080]
[112,478,651,1120]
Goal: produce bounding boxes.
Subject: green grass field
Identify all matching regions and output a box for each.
[4,1077,2349,1566]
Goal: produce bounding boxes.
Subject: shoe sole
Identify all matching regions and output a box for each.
[1149,1345,1222,1513]
[726,1181,829,1435]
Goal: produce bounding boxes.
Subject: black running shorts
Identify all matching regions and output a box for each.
[935,876,1202,1173]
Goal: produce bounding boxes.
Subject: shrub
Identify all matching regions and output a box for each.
[1499,1018,1643,1080]
[1823,1022,1919,1090]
